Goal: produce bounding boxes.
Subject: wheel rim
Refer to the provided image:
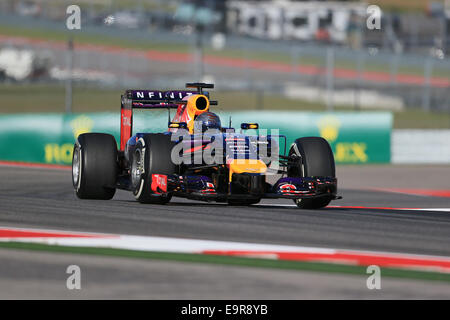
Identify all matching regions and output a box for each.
[131,149,143,190]
[72,146,80,188]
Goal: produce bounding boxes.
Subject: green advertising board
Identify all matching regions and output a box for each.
[0,113,63,164]
[0,113,119,165]
[0,111,392,165]
[224,111,392,164]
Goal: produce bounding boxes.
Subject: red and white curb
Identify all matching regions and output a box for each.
[1,226,449,274]
[371,188,450,198]
[0,161,70,170]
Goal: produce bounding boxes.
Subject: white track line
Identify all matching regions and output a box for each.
[254,204,450,212]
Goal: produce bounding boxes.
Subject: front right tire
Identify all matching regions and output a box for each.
[288,137,336,209]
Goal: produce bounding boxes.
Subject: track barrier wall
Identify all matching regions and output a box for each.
[0,111,392,165]
[392,130,450,164]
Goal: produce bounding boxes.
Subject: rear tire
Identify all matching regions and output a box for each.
[288,137,335,209]
[131,134,176,204]
[72,133,118,200]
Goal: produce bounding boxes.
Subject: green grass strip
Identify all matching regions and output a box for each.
[0,241,449,283]
[1,83,450,129]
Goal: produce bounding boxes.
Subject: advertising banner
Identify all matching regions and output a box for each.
[226,111,392,164]
[0,111,392,165]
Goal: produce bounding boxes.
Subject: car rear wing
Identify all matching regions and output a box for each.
[120,83,216,151]
[123,90,204,108]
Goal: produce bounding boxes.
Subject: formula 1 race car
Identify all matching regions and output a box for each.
[72,83,340,209]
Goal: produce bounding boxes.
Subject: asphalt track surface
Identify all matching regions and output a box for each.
[0,165,449,299]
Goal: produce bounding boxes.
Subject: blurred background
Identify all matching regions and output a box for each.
[0,0,449,164]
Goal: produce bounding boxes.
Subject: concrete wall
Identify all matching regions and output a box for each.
[392,130,450,164]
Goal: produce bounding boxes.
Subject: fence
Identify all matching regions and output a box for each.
[0,11,449,116]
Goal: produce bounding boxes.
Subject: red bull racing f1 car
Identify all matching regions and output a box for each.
[72,83,340,209]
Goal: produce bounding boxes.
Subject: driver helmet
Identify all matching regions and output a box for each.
[193,112,222,133]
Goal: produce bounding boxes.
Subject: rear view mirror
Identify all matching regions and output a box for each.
[168,122,188,129]
[241,123,259,130]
